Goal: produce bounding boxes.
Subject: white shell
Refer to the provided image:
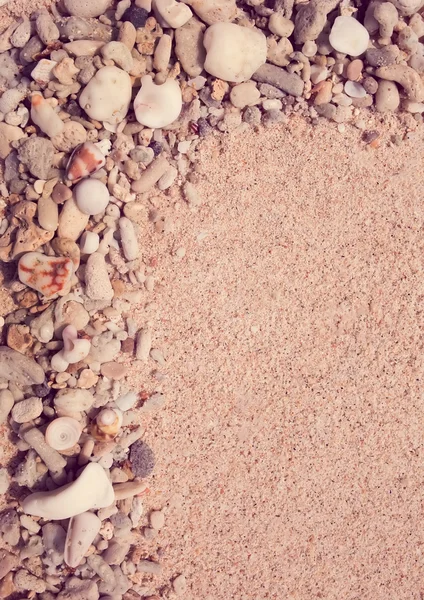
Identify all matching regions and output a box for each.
[329,17,370,57]
[74,178,110,215]
[22,462,115,520]
[134,75,182,129]
[64,512,101,568]
[45,417,82,451]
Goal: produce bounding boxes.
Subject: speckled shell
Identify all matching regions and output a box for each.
[66,141,106,182]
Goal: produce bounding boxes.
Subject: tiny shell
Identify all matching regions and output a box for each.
[66,141,106,182]
[91,408,123,441]
[18,252,74,298]
[45,417,82,451]
[74,178,110,215]
[64,512,102,568]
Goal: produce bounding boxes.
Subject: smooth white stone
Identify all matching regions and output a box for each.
[134,75,182,128]
[74,178,110,215]
[329,16,370,57]
[153,0,192,28]
[65,512,102,568]
[344,80,367,98]
[79,66,132,125]
[203,23,267,83]
[80,231,100,254]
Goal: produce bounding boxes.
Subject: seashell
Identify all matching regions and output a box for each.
[91,408,123,441]
[45,417,82,451]
[134,75,182,129]
[79,231,100,254]
[64,512,102,568]
[74,178,110,215]
[30,94,64,139]
[54,388,95,415]
[66,141,106,182]
[31,59,57,85]
[18,252,74,298]
[22,462,115,520]
[61,325,91,364]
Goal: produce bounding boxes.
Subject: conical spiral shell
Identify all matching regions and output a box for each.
[45,417,82,451]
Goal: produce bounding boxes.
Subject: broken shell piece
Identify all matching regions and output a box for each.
[22,462,115,520]
[18,252,74,298]
[45,417,82,451]
[30,94,64,139]
[91,408,123,441]
[74,178,110,215]
[134,75,182,128]
[66,141,106,182]
[64,512,101,568]
[79,65,132,125]
[62,325,91,364]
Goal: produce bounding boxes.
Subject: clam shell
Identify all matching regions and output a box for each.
[45,417,82,451]
[64,511,101,568]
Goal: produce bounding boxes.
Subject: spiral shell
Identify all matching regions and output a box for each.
[91,408,123,441]
[45,417,83,451]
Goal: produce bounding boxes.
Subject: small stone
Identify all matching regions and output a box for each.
[253,63,303,97]
[329,16,369,57]
[0,122,24,160]
[346,59,363,82]
[129,440,155,478]
[344,81,366,99]
[7,324,33,353]
[366,45,399,68]
[18,137,55,179]
[11,396,43,424]
[63,0,112,18]
[0,550,19,580]
[375,80,400,112]
[52,182,72,205]
[79,66,132,125]
[77,368,99,388]
[269,13,294,37]
[85,252,114,301]
[58,197,89,241]
[51,120,87,153]
[175,17,206,77]
[0,347,45,386]
[230,81,260,109]
[101,41,133,72]
[137,559,162,575]
[122,5,149,28]
[190,0,236,25]
[36,12,60,45]
[100,362,127,380]
[204,23,267,83]
[14,570,46,594]
[121,337,135,354]
[0,390,14,424]
[172,574,186,595]
[363,76,378,95]
[150,510,165,530]
[11,18,31,48]
[0,509,20,546]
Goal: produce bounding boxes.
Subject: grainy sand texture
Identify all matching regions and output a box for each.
[123,119,424,600]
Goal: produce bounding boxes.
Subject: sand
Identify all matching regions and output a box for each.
[121,118,424,599]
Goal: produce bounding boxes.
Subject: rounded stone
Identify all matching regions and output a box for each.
[63,0,112,19]
[129,440,155,478]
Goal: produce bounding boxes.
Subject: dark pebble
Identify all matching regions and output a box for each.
[149,141,162,157]
[66,100,82,117]
[362,130,380,144]
[33,382,50,398]
[129,440,155,478]
[197,118,213,137]
[121,6,149,28]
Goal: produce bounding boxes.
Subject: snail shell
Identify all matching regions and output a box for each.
[91,408,123,441]
[45,417,83,451]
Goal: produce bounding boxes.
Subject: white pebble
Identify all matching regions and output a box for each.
[344,80,367,98]
[119,217,139,261]
[74,178,110,215]
[80,231,100,254]
[329,16,370,57]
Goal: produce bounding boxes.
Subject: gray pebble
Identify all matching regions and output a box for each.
[0,389,14,424]
[253,63,304,97]
[259,83,286,99]
[102,540,131,565]
[175,16,206,77]
[0,549,18,580]
[315,103,337,120]
[19,36,44,65]
[366,46,399,68]
[137,559,162,575]
[243,105,261,125]
[0,508,20,546]
[11,18,32,48]
[18,137,55,179]
[36,12,60,45]
[87,554,116,586]
[0,347,45,386]
[129,440,155,478]
[11,396,43,423]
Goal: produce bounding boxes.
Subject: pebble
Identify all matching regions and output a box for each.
[18,137,55,180]
[0,550,18,581]
[38,195,59,232]
[0,390,13,424]
[129,440,155,477]
[63,0,112,18]
[79,66,132,125]
[0,347,45,386]
[230,81,260,109]
[52,120,87,152]
[344,81,366,99]
[172,574,187,595]
[175,17,206,77]
[203,23,267,83]
[122,5,149,27]
[12,396,43,424]
[154,0,192,28]
[269,13,294,38]
[85,252,114,301]
[19,252,74,298]
[136,327,152,361]
[80,230,100,254]
[132,154,170,193]
[158,165,178,190]
[137,559,162,575]
[58,198,89,241]
[253,63,304,97]
[0,85,26,114]
[11,18,31,48]
[119,217,139,260]
[190,0,236,25]
[101,41,133,72]
[75,178,110,215]
[0,122,24,159]
[134,75,182,129]
[100,361,127,380]
[36,11,60,45]
[329,16,370,57]
[150,510,165,530]
[375,80,400,112]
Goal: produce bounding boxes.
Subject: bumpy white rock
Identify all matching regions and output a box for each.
[134,75,182,128]
[79,66,132,125]
[329,16,370,57]
[74,178,110,215]
[203,23,267,83]
[154,0,193,28]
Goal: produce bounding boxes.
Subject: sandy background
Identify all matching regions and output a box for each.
[126,118,424,599]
